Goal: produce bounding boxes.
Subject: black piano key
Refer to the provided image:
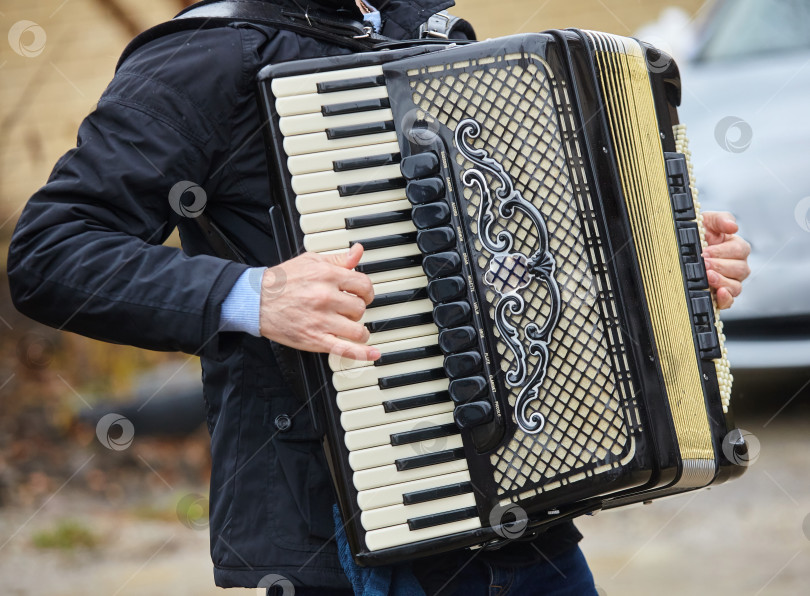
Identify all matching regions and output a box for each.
[368,287,428,308]
[400,153,440,179]
[444,351,483,378]
[454,400,494,429]
[382,390,451,413]
[317,75,386,93]
[412,202,451,229]
[449,377,488,404]
[394,447,466,472]
[407,506,479,532]
[439,327,478,353]
[322,97,391,117]
[345,209,411,230]
[338,177,406,197]
[327,120,394,141]
[423,252,461,279]
[390,423,459,447]
[375,344,443,367]
[403,481,474,506]
[378,367,446,390]
[417,227,456,254]
[365,312,434,334]
[406,178,445,204]
[350,232,417,251]
[355,254,423,275]
[433,301,471,328]
[427,276,466,303]
[334,152,400,172]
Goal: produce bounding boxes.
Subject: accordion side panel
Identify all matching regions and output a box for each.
[587,32,716,487]
[403,50,643,504]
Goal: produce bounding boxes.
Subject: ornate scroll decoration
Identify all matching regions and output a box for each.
[455,119,561,434]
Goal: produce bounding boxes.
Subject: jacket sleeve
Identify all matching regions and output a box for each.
[7,28,252,357]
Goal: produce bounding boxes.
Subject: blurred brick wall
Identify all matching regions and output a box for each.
[0,0,705,250]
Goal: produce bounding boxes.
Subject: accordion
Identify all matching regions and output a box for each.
[257,30,747,566]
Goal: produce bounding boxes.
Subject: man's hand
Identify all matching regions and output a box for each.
[259,244,380,361]
[702,211,751,310]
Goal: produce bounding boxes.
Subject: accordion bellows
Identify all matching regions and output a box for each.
[257,30,744,566]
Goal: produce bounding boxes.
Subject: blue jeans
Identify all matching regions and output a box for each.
[449,546,598,595]
[276,544,598,595]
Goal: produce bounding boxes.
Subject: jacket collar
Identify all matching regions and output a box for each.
[307,0,455,39]
[374,0,456,39]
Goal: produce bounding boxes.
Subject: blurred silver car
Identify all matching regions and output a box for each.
[676,0,810,373]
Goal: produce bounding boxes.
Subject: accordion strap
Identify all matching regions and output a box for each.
[116,0,390,71]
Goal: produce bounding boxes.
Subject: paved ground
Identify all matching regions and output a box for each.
[0,415,807,596]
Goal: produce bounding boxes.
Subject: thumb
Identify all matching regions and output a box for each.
[322,243,364,270]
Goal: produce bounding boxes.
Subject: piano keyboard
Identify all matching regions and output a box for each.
[273,65,482,551]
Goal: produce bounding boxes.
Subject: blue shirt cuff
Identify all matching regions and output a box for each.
[219,267,266,337]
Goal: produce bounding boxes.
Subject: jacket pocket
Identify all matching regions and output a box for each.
[264,388,337,546]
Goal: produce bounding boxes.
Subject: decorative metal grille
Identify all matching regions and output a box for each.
[408,54,639,501]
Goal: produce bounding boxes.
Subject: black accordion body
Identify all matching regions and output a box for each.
[257,30,746,566]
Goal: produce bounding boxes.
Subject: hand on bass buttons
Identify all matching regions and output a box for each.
[259,244,380,361]
[702,212,751,310]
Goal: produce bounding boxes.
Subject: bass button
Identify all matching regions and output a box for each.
[449,376,488,404]
[444,351,483,379]
[427,276,466,303]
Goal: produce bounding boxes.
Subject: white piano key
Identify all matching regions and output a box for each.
[280,108,394,137]
[271,65,384,98]
[332,354,444,392]
[277,86,390,118]
[296,187,406,215]
[362,298,432,325]
[372,275,428,296]
[367,267,426,286]
[289,141,400,176]
[336,378,449,412]
[284,130,397,157]
[353,457,469,492]
[356,470,472,511]
[329,332,436,373]
[293,163,403,197]
[361,493,477,531]
[300,200,411,235]
[341,400,454,433]
[369,322,438,348]
[365,517,481,551]
[349,435,463,472]
[345,412,454,451]
[319,242,420,261]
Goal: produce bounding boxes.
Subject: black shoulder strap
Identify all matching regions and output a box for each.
[116,0,390,71]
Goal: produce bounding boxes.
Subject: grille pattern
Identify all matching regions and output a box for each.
[409,54,637,501]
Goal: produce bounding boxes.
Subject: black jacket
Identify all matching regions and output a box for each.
[8,0,580,590]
